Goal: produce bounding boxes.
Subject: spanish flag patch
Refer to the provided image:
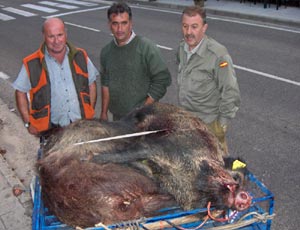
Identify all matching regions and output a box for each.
[219,61,228,68]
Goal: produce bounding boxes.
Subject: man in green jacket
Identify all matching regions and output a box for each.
[100,2,171,121]
[177,6,241,154]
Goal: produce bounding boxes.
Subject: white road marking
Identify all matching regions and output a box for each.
[234,65,300,86]
[43,5,108,18]
[65,21,171,50]
[39,1,79,10]
[59,20,300,87]
[209,16,300,34]
[3,3,295,87]
[0,13,15,21]
[65,22,101,32]
[0,72,10,80]
[21,4,58,13]
[55,0,98,7]
[3,7,37,17]
[157,44,173,51]
[128,5,300,85]
[130,5,300,34]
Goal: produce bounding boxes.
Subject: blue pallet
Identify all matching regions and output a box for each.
[32,172,274,230]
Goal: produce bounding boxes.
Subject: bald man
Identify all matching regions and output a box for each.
[13,18,98,136]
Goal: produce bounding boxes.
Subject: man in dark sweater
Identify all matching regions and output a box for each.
[100,2,172,121]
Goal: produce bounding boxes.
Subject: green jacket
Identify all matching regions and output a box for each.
[177,35,241,125]
[101,36,171,117]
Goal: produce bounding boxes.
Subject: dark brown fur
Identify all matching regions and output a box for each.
[39,160,175,227]
[39,103,250,227]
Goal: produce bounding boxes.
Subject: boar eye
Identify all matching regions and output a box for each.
[232,172,243,184]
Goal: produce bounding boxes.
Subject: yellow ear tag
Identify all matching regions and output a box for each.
[232,160,246,170]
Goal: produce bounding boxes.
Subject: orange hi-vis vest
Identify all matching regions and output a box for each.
[23,42,95,132]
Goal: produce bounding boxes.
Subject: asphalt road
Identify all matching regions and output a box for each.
[0,1,299,229]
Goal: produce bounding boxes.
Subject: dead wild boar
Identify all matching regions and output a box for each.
[38,102,251,228]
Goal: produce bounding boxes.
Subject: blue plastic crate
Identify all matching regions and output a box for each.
[32,172,274,230]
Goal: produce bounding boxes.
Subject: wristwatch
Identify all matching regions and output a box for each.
[24,122,30,128]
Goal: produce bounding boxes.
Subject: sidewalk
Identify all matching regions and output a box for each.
[0,97,38,230]
[0,1,299,230]
[0,155,32,230]
[122,0,300,27]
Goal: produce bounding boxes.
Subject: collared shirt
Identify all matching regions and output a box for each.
[113,30,136,46]
[13,46,99,127]
[184,38,204,62]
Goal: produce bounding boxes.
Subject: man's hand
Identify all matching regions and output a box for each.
[144,96,155,105]
[27,124,39,136]
[221,124,227,133]
[100,112,108,121]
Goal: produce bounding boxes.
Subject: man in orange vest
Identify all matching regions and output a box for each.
[13,17,98,136]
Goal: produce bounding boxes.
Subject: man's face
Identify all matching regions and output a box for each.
[182,14,207,50]
[43,19,67,55]
[109,12,132,46]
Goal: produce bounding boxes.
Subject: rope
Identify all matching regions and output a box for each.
[76,211,274,230]
[165,215,209,230]
[94,222,111,230]
[207,202,237,222]
[205,212,275,230]
[237,212,276,224]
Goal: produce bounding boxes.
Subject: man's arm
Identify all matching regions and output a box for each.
[144,40,172,101]
[89,81,97,109]
[100,86,109,121]
[15,90,39,135]
[216,55,241,126]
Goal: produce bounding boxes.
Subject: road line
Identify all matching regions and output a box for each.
[0,13,15,21]
[209,17,300,34]
[61,22,299,87]
[0,72,10,80]
[39,1,79,10]
[234,65,300,86]
[157,44,173,51]
[65,22,101,32]
[21,4,58,13]
[3,7,37,17]
[130,5,300,34]
[131,5,180,15]
[55,18,299,87]
[56,0,98,6]
[65,22,172,50]
[43,5,108,18]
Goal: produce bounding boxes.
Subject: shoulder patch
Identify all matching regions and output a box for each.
[219,61,228,68]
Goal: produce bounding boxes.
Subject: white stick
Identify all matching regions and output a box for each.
[74,129,167,146]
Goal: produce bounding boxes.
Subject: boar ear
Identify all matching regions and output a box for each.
[223,156,236,169]
[135,105,155,121]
